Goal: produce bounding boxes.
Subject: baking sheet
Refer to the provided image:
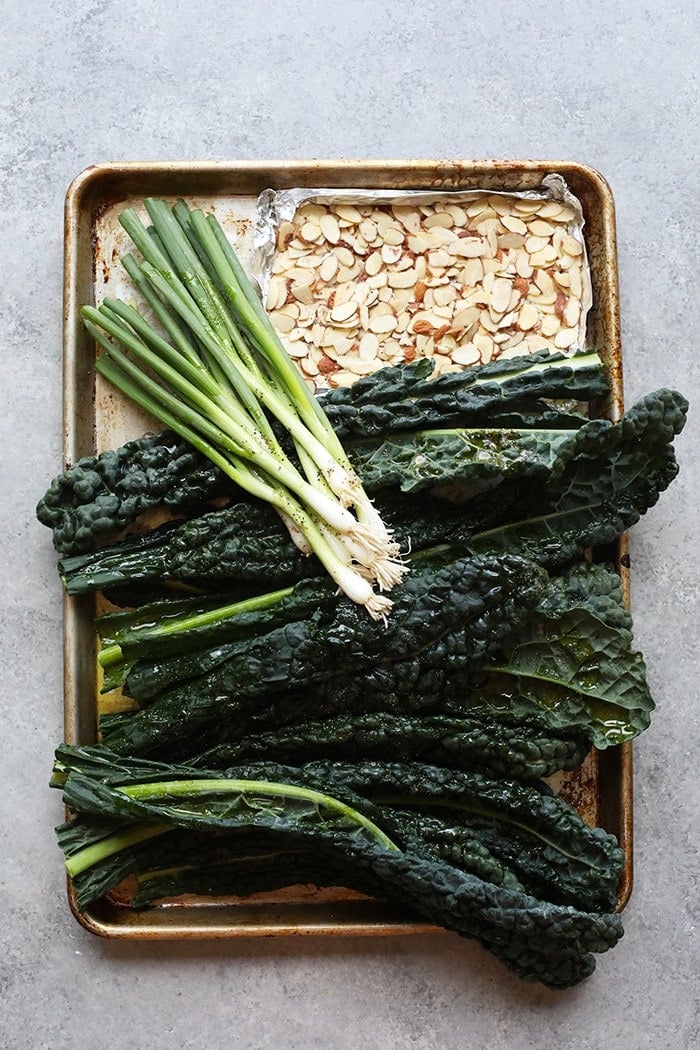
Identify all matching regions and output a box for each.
[62,159,631,937]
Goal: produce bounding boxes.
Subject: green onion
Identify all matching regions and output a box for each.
[82,199,407,620]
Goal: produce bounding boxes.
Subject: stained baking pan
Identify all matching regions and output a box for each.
[62,159,631,938]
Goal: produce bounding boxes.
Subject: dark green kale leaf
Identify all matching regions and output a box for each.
[347,427,579,494]
[100,555,546,756]
[53,748,623,989]
[467,388,688,567]
[36,430,231,554]
[446,562,654,748]
[188,711,589,781]
[320,350,608,438]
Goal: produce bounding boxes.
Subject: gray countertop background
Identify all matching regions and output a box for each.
[1,1,698,1047]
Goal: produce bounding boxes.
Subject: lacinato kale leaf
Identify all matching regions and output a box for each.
[101,554,546,756]
[445,562,654,748]
[347,427,579,494]
[320,351,608,439]
[187,711,589,781]
[38,350,604,555]
[467,388,688,567]
[281,759,624,913]
[36,430,231,554]
[53,747,623,988]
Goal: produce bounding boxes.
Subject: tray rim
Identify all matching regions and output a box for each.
[62,158,632,939]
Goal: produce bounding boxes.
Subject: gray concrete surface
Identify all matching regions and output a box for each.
[1,1,698,1047]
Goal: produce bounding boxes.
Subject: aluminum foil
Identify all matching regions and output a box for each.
[252,174,593,372]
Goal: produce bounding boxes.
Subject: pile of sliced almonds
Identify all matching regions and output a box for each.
[265,195,587,389]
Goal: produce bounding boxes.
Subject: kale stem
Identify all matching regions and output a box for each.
[97,585,295,667]
[65,823,173,878]
[117,779,400,852]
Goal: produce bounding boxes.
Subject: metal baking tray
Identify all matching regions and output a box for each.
[62,159,631,938]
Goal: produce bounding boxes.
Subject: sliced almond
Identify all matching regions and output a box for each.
[518,302,539,330]
[497,344,531,360]
[266,277,287,311]
[328,370,356,388]
[334,204,363,223]
[448,238,487,258]
[528,219,555,237]
[333,282,355,308]
[523,334,553,352]
[427,249,452,268]
[286,341,308,359]
[424,212,454,229]
[291,282,314,305]
[554,326,579,349]
[300,222,322,243]
[459,258,484,286]
[386,269,416,289]
[382,226,405,246]
[337,355,375,376]
[445,204,467,225]
[407,233,431,253]
[500,215,527,234]
[503,330,526,349]
[276,221,295,251]
[515,253,534,278]
[451,344,481,366]
[564,299,581,327]
[534,269,555,296]
[330,300,358,323]
[562,234,583,257]
[490,277,512,314]
[381,244,403,265]
[512,199,543,215]
[434,284,457,306]
[538,201,564,219]
[541,314,561,337]
[319,213,341,244]
[368,314,398,334]
[480,310,499,334]
[525,235,549,254]
[334,246,355,267]
[297,254,325,270]
[394,254,414,272]
[358,332,379,360]
[528,250,551,269]
[498,233,526,250]
[337,264,361,283]
[359,219,378,241]
[319,254,339,282]
[270,310,296,333]
[488,196,513,216]
[390,289,412,310]
[474,332,494,359]
[393,205,422,233]
[452,305,480,329]
[569,266,583,298]
[466,198,489,218]
[364,252,383,277]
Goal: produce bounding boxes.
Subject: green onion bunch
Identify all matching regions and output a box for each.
[82,199,407,620]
